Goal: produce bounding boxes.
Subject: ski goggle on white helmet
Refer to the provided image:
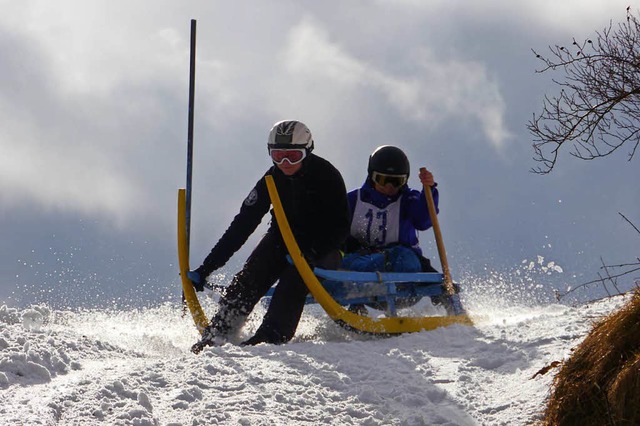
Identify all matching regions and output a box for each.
[267,120,314,165]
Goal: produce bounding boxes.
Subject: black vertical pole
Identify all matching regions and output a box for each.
[186,19,196,253]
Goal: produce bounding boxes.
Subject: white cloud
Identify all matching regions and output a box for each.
[282,21,511,150]
[0,3,191,226]
[0,110,137,224]
[515,0,632,33]
[376,0,632,36]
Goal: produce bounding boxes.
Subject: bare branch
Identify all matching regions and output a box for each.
[619,212,640,234]
[555,213,640,301]
[528,9,640,173]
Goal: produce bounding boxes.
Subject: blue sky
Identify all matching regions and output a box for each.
[1,0,638,307]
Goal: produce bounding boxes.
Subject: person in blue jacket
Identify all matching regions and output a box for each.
[188,120,350,352]
[342,146,439,312]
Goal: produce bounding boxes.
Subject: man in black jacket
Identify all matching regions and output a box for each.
[188,120,350,353]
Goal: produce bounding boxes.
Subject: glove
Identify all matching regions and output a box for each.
[186,270,204,292]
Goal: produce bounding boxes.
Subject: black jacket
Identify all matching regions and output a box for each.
[196,153,350,277]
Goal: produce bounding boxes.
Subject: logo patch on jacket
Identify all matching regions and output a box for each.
[244,188,258,206]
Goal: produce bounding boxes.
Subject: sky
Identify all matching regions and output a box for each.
[1,0,639,308]
[0,289,633,424]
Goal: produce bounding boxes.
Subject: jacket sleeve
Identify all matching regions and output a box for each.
[195,175,271,278]
[407,184,439,231]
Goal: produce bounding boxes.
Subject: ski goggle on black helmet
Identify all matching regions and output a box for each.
[368,145,410,188]
[267,120,314,165]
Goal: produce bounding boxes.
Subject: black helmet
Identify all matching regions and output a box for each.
[267,120,314,152]
[367,145,410,177]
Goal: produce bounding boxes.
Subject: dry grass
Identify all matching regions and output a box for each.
[542,290,640,425]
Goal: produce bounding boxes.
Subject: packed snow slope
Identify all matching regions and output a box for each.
[1,289,629,426]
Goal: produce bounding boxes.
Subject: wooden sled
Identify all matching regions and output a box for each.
[263,175,473,334]
[177,180,472,336]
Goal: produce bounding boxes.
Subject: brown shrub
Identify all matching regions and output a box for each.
[606,353,640,425]
[542,290,640,425]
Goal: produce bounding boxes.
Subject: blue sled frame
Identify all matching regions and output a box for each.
[263,268,459,317]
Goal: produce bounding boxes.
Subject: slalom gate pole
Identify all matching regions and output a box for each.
[182,19,197,316]
[185,19,197,252]
[420,167,455,296]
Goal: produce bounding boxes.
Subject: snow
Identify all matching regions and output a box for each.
[0,293,629,425]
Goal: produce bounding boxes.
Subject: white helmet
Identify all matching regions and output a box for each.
[267,120,314,152]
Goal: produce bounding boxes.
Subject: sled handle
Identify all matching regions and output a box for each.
[421,167,455,296]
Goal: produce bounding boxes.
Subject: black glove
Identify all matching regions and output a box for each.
[186,270,204,292]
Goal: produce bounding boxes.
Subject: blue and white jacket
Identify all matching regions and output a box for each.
[345,179,439,256]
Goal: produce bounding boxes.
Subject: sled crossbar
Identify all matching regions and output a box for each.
[314,269,444,283]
